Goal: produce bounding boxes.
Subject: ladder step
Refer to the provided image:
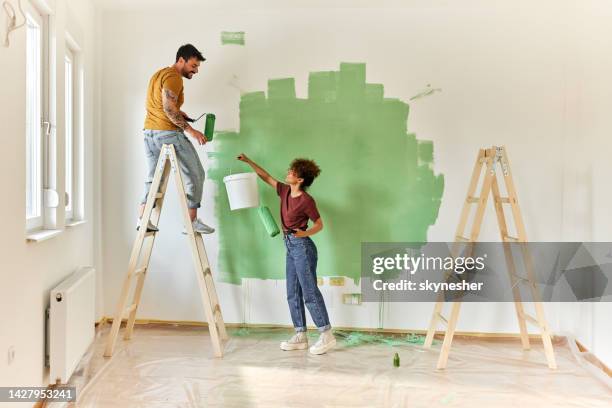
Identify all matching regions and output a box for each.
[155,192,164,198]
[213,305,222,321]
[130,267,146,277]
[504,235,520,242]
[455,236,471,242]
[496,197,514,204]
[124,303,137,316]
[437,312,448,327]
[520,312,540,327]
[466,196,480,203]
[144,230,156,238]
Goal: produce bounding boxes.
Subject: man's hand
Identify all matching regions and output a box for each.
[185,127,208,145]
[237,153,251,163]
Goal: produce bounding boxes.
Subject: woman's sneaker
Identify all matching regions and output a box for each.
[309,330,336,355]
[182,218,215,234]
[280,332,308,351]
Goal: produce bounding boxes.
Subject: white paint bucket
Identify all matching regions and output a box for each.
[223,172,260,210]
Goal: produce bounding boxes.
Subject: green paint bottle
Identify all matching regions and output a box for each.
[258,205,280,237]
[393,352,400,367]
[204,113,216,141]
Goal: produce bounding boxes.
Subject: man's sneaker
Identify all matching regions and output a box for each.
[309,330,336,355]
[136,218,159,232]
[182,218,215,234]
[280,332,308,351]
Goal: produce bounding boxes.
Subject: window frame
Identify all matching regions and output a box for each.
[64,31,84,223]
[64,47,74,220]
[25,5,45,231]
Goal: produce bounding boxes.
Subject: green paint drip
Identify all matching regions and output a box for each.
[209,63,444,284]
[409,84,442,101]
[334,331,434,347]
[221,31,245,46]
[230,327,251,337]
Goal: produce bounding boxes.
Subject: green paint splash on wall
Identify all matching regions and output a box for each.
[221,31,245,45]
[208,63,444,284]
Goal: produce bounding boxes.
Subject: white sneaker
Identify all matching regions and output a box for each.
[309,330,336,355]
[280,332,308,351]
[182,218,215,234]
[136,218,159,232]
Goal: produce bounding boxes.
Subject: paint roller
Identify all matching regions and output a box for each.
[186,113,216,141]
[258,205,280,237]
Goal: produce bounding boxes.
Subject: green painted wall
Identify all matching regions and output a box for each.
[221,31,246,45]
[208,63,444,284]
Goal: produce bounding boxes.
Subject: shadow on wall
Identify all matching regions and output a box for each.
[207,63,444,284]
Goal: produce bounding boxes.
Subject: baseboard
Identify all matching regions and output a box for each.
[97,316,555,340]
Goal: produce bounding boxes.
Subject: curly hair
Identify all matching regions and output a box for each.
[290,158,321,191]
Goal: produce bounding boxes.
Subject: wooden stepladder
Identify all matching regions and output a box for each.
[423,146,556,370]
[104,144,228,358]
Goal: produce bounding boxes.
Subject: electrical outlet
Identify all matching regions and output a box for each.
[7,346,15,365]
[329,277,345,286]
[342,293,362,305]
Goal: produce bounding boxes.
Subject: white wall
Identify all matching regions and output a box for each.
[98,0,570,337]
[96,0,610,366]
[0,0,98,394]
[558,0,612,369]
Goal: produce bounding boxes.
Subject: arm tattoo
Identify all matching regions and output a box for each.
[162,88,188,130]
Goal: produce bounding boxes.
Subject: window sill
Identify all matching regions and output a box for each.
[26,229,62,243]
[66,219,87,228]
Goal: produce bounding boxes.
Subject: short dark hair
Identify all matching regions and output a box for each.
[176,44,205,63]
[290,158,321,191]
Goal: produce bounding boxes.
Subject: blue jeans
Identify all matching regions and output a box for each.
[284,234,331,333]
[141,129,205,209]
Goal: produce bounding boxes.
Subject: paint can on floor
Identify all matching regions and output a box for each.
[223,173,260,210]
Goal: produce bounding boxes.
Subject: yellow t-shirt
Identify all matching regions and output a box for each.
[143,67,185,130]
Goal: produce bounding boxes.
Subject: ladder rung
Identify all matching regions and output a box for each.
[466,196,480,203]
[504,235,520,242]
[144,230,156,238]
[521,312,540,327]
[203,267,212,276]
[130,267,146,277]
[214,306,222,321]
[124,303,137,316]
[437,312,448,326]
[455,236,470,242]
[497,197,513,204]
[155,192,164,198]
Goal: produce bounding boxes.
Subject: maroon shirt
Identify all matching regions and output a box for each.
[276,182,321,232]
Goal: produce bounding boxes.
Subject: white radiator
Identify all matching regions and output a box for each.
[49,266,96,384]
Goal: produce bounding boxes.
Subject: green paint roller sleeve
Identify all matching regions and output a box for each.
[204,113,215,141]
[258,206,280,237]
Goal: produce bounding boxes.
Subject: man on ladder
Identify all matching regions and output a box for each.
[137,43,214,234]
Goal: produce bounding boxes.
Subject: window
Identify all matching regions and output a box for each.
[64,33,84,222]
[25,9,44,230]
[64,49,74,220]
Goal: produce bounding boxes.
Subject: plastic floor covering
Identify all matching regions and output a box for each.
[55,323,612,408]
